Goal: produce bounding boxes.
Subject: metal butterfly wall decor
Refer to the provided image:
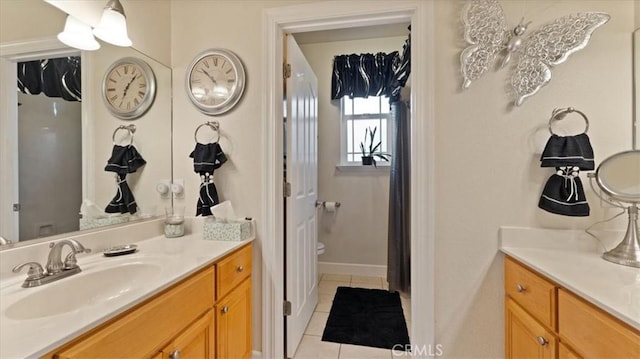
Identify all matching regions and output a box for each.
[460,0,610,106]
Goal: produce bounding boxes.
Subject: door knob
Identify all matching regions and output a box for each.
[516,283,526,293]
[221,306,229,314]
[236,265,244,272]
[169,349,181,359]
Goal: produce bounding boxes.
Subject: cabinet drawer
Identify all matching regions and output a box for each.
[505,257,556,329]
[54,267,215,358]
[558,289,640,359]
[216,244,252,300]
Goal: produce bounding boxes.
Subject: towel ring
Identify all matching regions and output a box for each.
[548,107,589,135]
[112,124,136,146]
[194,121,220,144]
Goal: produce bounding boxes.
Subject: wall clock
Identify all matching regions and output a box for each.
[102,57,156,120]
[185,48,246,115]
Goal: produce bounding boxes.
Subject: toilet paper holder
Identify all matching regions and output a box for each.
[315,201,341,209]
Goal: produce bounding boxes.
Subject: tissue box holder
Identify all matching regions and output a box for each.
[204,219,251,241]
[79,216,129,230]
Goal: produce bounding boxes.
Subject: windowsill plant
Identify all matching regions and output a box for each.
[360,126,390,167]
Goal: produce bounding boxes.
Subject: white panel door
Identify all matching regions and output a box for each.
[285,33,319,358]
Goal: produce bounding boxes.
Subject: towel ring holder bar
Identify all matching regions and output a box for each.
[194,121,220,144]
[548,107,589,135]
[112,124,136,146]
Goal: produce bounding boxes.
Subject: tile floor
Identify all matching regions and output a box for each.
[292,274,411,359]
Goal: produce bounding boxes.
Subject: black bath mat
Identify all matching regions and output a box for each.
[321,286,410,350]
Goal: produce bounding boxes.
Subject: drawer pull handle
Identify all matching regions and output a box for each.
[516,284,526,293]
[222,306,229,314]
[237,265,244,273]
[169,349,181,359]
[536,336,548,346]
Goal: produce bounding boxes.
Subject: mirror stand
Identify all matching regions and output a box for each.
[602,204,640,267]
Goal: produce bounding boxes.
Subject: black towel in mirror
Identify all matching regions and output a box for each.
[189,143,227,216]
[104,145,146,214]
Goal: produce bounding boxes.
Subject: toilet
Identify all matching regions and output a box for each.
[317,242,325,255]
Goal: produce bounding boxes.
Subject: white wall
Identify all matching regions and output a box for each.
[433,1,633,356]
[0,0,65,42]
[299,36,406,268]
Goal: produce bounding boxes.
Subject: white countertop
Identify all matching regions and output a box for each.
[0,235,253,359]
[500,227,639,331]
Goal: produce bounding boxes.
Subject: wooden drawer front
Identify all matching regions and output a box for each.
[216,244,252,300]
[558,289,640,359]
[505,257,556,329]
[558,342,581,359]
[55,267,215,359]
[505,298,557,359]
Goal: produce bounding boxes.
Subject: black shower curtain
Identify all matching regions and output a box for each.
[387,29,411,294]
[387,100,411,293]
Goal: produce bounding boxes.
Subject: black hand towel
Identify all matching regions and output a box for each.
[538,167,590,217]
[540,133,594,170]
[189,143,227,216]
[104,145,146,214]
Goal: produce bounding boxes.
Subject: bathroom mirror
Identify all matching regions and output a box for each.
[593,150,640,268]
[0,0,172,246]
[595,150,640,202]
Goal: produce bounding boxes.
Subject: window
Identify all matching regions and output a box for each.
[340,96,392,165]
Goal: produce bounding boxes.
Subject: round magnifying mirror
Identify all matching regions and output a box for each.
[594,150,640,268]
[595,150,640,203]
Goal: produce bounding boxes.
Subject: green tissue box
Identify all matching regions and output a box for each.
[203,219,252,241]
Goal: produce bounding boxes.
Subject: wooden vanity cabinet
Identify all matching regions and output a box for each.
[504,256,640,359]
[45,243,252,359]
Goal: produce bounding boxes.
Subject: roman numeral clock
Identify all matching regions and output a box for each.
[186,49,246,115]
[102,57,157,120]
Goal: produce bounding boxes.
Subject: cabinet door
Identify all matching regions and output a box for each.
[558,342,581,359]
[162,310,215,359]
[506,298,557,359]
[216,278,252,359]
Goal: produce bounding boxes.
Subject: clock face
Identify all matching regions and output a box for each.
[186,49,245,115]
[102,57,156,120]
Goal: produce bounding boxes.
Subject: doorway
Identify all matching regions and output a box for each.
[261,2,436,359]
[286,26,412,358]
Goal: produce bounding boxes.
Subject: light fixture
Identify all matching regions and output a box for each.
[57,15,100,51]
[93,0,132,47]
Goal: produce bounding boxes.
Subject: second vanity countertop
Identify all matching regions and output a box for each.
[0,234,254,359]
[500,227,639,331]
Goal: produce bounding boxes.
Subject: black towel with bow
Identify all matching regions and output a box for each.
[189,143,227,216]
[540,133,594,170]
[538,167,590,217]
[104,145,146,214]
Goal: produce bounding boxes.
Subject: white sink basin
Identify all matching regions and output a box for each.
[5,262,161,320]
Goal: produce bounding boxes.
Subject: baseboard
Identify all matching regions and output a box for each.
[318,261,387,277]
[251,350,262,359]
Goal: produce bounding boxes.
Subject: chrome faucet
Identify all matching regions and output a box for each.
[13,239,91,288]
[45,239,91,274]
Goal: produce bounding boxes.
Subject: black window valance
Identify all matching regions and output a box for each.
[17,56,82,102]
[331,52,399,100]
[331,28,411,103]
